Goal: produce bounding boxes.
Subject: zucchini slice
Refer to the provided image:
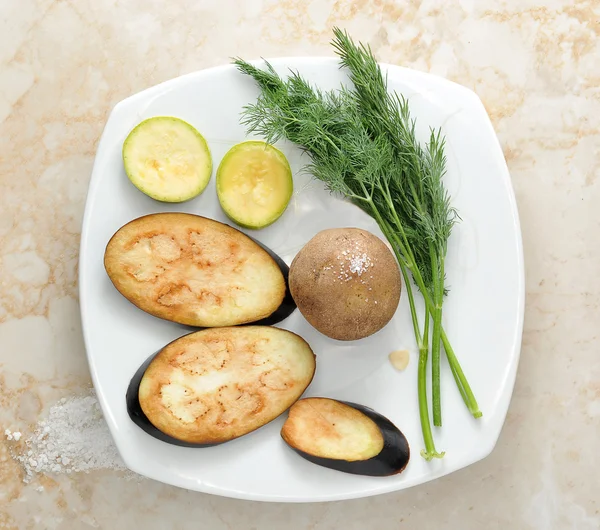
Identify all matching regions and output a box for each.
[103,212,295,327]
[216,141,293,229]
[127,326,316,446]
[122,116,212,202]
[281,398,410,476]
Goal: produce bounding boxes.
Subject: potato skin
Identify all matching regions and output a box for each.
[137,326,316,445]
[289,228,401,341]
[104,213,286,327]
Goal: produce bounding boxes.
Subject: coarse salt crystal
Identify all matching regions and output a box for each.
[7,393,130,483]
[348,253,371,276]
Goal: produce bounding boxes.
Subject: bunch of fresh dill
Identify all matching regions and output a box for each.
[233,28,481,459]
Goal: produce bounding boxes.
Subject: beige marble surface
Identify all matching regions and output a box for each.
[1,0,599,528]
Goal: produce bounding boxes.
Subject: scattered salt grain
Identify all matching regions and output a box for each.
[348,253,372,276]
[5,393,130,482]
[334,249,373,280]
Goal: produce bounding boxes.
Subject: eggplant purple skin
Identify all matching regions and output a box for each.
[243,230,296,327]
[284,401,410,477]
[125,348,220,448]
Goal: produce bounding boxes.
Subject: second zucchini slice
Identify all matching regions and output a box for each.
[122,116,212,203]
[216,141,293,229]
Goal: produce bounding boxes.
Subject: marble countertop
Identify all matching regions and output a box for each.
[1,0,598,528]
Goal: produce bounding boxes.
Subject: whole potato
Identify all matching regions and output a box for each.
[289,228,402,341]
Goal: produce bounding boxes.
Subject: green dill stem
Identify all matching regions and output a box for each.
[363,201,443,458]
[422,304,429,364]
[400,260,421,346]
[417,303,444,460]
[379,218,443,460]
[441,330,483,418]
[430,245,443,427]
[412,274,482,419]
[402,266,439,460]
[372,186,481,421]
[380,206,480,420]
[445,340,470,406]
[379,181,418,270]
[379,192,480,420]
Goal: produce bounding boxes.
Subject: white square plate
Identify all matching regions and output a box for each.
[79,58,524,502]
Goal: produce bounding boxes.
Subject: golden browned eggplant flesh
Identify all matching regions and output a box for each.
[129,326,316,446]
[104,212,294,327]
[281,398,410,476]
